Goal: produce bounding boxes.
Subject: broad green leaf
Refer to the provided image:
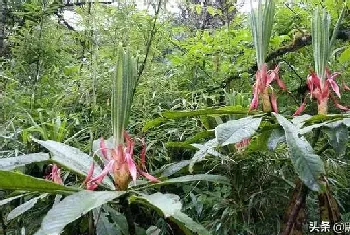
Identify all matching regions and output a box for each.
[190,138,220,173]
[215,116,262,146]
[146,226,161,235]
[0,153,50,170]
[0,171,80,194]
[93,208,125,235]
[171,211,210,235]
[247,129,271,152]
[160,160,191,177]
[326,118,350,128]
[162,174,229,185]
[267,129,285,150]
[0,194,25,206]
[323,124,348,157]
[299,117,350,134]
[165,130,215,150]
[292,114,312,128]
[143,106,253,131]
[35,190,125,235]
[133,193,182,217]
[273,114,325,192]
[33,139,115,190]
[142,117,168,132]
[339,47,350,63]
[303,114,348,126]
[207,6,215,16]
[7,194,48,221]
[165,142,197,150]
[104,205,129,235]
[194,4,202,15]
[130,193,210,235]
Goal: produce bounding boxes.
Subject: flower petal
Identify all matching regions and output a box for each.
[293,98,307,116]
[125,153,137,182]
[139,170,160,183]
[83,163,95,185]
[270,91,278,113]
[100,137,109,160]
[90,160,114,183]
[123,131,134,154]
[330,93,349,111]
[249,86,259,111]
[327,79,341,98]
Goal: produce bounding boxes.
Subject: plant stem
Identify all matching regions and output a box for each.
[318,98,328,115]
[88,211,95,235]
[262,88,272,112]
[121,197,136,235]
[316,142,330,155]
[280,181,308,235]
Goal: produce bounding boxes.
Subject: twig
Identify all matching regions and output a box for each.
[136,0,162,79]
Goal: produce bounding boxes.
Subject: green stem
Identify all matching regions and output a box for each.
[121,197,136,235]
[316,142,331,155]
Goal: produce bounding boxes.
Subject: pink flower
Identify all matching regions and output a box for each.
[45,164,63,185]
[293,69,349,116]
[249,64,287,113]
[235,138,251,153]
[84,132,160,190]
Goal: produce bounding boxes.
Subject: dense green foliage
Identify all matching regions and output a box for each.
[1,0,350,234]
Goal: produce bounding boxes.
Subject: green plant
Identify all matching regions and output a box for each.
[0,46,229,235]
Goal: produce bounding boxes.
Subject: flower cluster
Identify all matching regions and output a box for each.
[294,69,349,116]
[84,132,159,191]
[249,64,287,113]
[45,164,63,185]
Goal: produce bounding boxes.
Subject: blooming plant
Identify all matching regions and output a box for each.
[0,45,229,235]
[294,69,349,116]
[84,132,159,191]
[294,7,348,115]
[249,0,287,113]
[45,164,63,185]
[249,63,286,113]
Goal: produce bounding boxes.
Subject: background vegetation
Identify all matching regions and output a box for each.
[1,0,350,234]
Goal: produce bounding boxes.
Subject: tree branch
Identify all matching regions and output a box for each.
[219,30,350,90]
[137,0,162,78]
[55,12,76,31]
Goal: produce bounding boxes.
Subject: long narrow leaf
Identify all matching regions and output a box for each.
[7,194,48,221]
[33,139,115,189]
[112,46,137,145]
[0,171,80,194]
[0,153,50,171]
[250,0,275,67]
